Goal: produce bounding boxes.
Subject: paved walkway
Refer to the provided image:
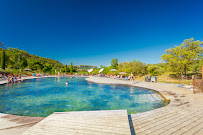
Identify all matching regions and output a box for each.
[21,110,131,135]
[86,77,203,135]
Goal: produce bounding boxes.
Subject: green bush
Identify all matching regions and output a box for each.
[147,65,164,76]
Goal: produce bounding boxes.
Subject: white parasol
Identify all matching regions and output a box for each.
[87,68,93,73]
[99,68,104,73]
[118,72,127,74]
[23,68,32,71]
[110,69,117,71]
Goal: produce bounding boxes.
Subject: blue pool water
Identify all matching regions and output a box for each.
[0,77,168,117]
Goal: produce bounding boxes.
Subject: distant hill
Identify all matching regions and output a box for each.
[76,65,97,70]
[0,48,63,71]
[0,47,98,74]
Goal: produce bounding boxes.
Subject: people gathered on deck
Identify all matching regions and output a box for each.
[5,74,22,83]
[91,73,133,81]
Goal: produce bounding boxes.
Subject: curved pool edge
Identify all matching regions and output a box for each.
[85,77,171,111]
[85,76,203,134]
[0,75,168,118]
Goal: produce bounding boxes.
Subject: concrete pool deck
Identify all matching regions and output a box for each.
[86,77,203,135]
[0,76,202,135]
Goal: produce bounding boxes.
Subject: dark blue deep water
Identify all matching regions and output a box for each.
[0,77,168,117]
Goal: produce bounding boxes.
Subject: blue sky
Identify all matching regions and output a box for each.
[0,0,203,67]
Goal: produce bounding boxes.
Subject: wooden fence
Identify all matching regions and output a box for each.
[193,78,203,93]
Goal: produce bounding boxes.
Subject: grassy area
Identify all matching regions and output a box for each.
[135,72,193,85]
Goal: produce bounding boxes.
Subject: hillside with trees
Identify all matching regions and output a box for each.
[0,47,64,74]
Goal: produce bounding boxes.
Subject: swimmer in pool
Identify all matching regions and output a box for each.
[65,81,68,85]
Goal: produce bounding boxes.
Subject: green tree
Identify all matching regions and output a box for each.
[102,66,111,74]
[92,68,99,74]
[132,60,147,76]
[67,67,70,73]
[161,38,203,77]
[70,62,73,74]
[20,56,28,69]
[1,50,6,69]
[65,64,67,73]
[147,65,164,76]
[42,64,52,73]
[118,60,147,76]
[118,61,129,73]
[111,58,118,69]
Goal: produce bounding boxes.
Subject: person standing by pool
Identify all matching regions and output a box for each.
[130,72,134,82]
[7,77,10,83]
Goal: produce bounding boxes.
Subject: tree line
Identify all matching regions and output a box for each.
[1,38,202,78]
[97,38,203,78]
[0,46,76,74]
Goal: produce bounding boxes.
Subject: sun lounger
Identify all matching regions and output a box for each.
[151,77,157,82]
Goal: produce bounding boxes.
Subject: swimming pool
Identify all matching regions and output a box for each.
[0,77,168,117]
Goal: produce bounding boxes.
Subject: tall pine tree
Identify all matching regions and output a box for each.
[65,64,67,73]
[70,62,73,74]
[1,50,6,69]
